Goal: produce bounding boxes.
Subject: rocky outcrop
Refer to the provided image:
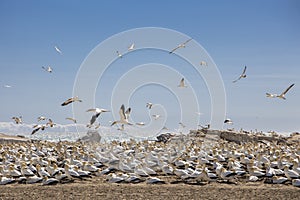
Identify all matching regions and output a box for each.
[219,130,287,144]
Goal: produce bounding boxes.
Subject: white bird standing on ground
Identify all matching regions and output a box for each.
[86,108,110,127]
[178,78,187,88]
[111,104,132,126]
[233,66,247,83]
[61,96,82,106]
[266,83,295,100]
[42,66,53,73]
[128,43,135,51]
[54,46,62,55]
[169,38,192,54]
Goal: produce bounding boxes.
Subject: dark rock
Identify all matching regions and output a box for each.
[156,133,174,143]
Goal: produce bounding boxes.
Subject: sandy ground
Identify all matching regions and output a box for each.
[0,178,299,200]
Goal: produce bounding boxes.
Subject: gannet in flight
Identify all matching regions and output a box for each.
[224,118,233,124]
[169,38,192,54]
[42,66,53,73]
[152,114,161,120]
[61,96,82,106]
[12,116,22,124]
[233,66,247,83]
[200,61,208,66]
[46,119,56,127]
[54,46,62,55]
[37,116,47,122]
[179,122,186,128]
[4,85,12,88]
[146,102,153,109]
[31,124,46,135]
[116,51,123,58]
[136,122,146,126]
[128,43,135,51]
[94,123,101,129]
[266,83,295,100]
[86,108,110,126]
[178,78,187,88]
[111,104,132,126]
[66,117,77,123]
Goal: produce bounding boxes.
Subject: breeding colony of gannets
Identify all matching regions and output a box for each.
[1,132,300,187]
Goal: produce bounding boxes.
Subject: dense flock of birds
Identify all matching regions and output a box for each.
[0,134,300,187]
[2,38,299,189]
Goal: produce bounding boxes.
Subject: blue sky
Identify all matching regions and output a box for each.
[0,0,299,135]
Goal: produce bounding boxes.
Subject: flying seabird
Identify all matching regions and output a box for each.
[233,66,247,83]
[12,116,22,124]
[42,66,53,73]
[66,117,77,123]
[146,102,153,109]
[178,78,187,88]
[4,85,12,88]
[111,104,132,126]
[46,119,56,127]
[152,114,161,120]
[169,38,192,54]
[86,108,110,127]
[37,116,47,122]
[31,124,46,135]
[179,122,186,128]
[136,122,146,126]
[200,61,208,66]
[116,51,123,58]
[224,118,233,124]
[266,83,295,100]
[61,96,82,106]
[54,46,62,55]
[128,43,135,51]
[94,123,101,129]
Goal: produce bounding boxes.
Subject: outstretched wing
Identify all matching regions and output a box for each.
[89,114,98,125]
[242,66,247,75]
[125,107,131,119]
[281,83,294,95]
[86,108,96,112]
[169,45,181,54]
[119,104,126,121]
[183,38,192,45]
[232,76,241,83]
